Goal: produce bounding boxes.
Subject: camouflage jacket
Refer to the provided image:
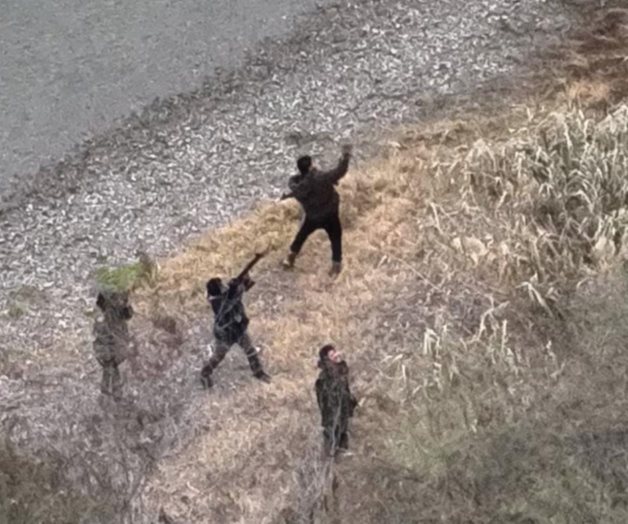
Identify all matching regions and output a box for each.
[93,316,132,365]
[209,279,249,345]
[315,361,357,430]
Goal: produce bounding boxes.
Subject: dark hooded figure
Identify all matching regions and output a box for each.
[280,144,353,276]
[315,344,358,455]
[92,289,134,398]
[200,275,270,388]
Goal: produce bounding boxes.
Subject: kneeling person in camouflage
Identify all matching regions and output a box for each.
[201,273,271,388]
[92,289,134,398]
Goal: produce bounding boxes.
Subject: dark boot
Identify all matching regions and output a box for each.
[253,370,271,383]
[338,432,349,451]
[328,261,342,277]
[282,251,297,269]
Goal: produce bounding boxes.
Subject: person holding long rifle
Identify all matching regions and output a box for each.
[200,252,271,388]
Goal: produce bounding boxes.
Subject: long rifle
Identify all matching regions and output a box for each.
[235,252,266,282]
[217,251,267,322]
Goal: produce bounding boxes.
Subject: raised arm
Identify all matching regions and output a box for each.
[317,145,353,185]
[226,278,247,300]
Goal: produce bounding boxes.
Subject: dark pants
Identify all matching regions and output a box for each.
[290,213,342,263]
[201,333,263,379]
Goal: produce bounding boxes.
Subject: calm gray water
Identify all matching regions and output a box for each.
[0,0,326,195]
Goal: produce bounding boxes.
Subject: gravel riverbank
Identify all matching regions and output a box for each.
[0,0,335,195]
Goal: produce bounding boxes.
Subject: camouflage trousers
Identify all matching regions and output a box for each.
[201,333,263,386]
[100,361,122,399]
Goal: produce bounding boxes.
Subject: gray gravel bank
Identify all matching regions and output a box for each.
[0,0,334,196]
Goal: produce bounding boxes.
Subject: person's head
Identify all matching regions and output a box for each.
[96,289,134,321]
[297,155,313,175]
[318,344,341,368]
[206,277,223,297]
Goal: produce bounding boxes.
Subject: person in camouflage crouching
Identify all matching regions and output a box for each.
[92,289,134,399]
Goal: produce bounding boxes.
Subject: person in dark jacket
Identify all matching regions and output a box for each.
[280,144,353,276]
[92,289,135,399]
[315,344,358,456]
[200,275,271,388]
